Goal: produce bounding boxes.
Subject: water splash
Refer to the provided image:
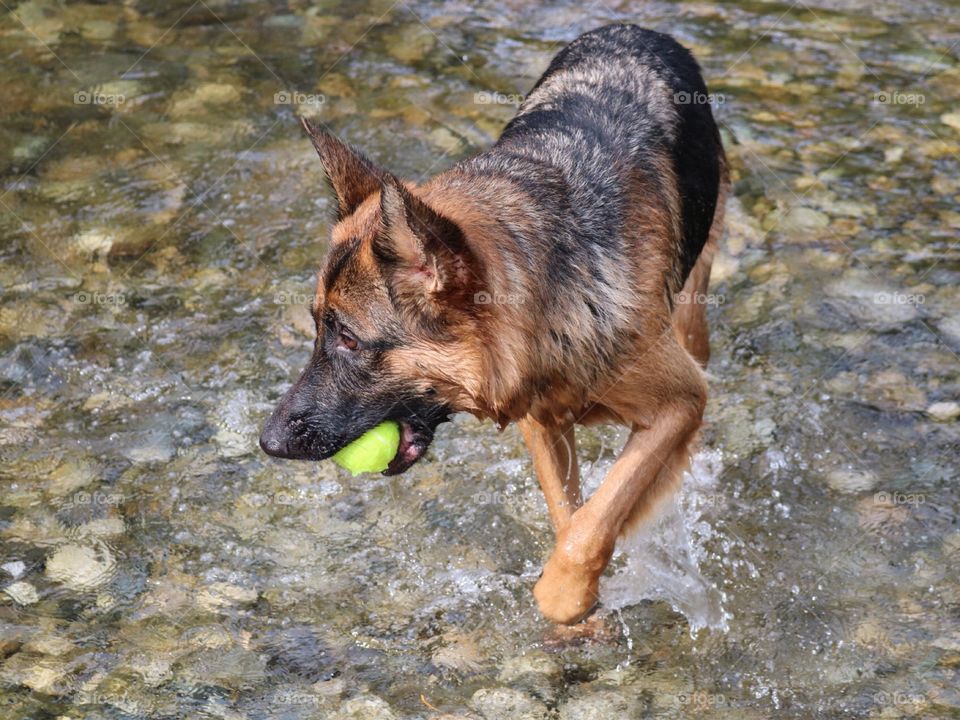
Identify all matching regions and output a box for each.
[601,449,731,635]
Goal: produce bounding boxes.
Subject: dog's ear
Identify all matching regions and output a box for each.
[301,118,383,219]
[375,176,479,310]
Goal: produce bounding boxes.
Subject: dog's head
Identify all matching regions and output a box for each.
[259,120,486,474]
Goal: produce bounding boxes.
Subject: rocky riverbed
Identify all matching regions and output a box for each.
[1,0,958,717]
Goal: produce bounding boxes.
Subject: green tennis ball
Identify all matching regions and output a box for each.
[332,421,400,476]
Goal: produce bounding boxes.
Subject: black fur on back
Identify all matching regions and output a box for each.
[462,24,723,292]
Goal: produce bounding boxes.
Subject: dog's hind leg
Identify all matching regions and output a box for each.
[532,337,706,624]
[519,416,581,532]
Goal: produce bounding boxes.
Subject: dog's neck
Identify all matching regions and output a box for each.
[414,170,598,425]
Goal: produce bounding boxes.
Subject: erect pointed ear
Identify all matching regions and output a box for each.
[375,176,480,306]
[300,118,384,219]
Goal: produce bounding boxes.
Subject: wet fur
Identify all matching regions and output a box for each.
[261,24,729,623]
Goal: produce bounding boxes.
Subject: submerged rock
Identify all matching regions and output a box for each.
[778,207,830,234]
[176,645,268,689]
[169,82,243,118]
[76,517,126,537]
[4,581,39,605]
[861,370,927,412]
[261,624,336,682]
[2,560,27,578]
[125,430,176,464]
[432,631,485,674]
[471,687,550,720]
[826,468,878,494]
[822,269,920,328]
[941,112,960,131]
[385,24,437,64]
[0,652,69,694]
[23,634,74,657]
[927,401,960,422]
[195,581,258,610]
[73,228,114,256]
[11,0,64,45]
[497,652,563,705]
[335,693,398,719]
[559,690,642,719]
[45,542,116,590]
[47,460,98,497]
[498,652,562,683]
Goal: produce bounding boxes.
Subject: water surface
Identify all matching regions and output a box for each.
[1,0,959,717]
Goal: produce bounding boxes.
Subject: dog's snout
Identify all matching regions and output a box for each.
[259,427,287,457]
[259,411,293,458]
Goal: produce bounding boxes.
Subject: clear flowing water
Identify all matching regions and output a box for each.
[1,1,959,718]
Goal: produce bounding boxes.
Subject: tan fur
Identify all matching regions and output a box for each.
[615,160,729,537]
[301,126,727,626]
[524,160,726,623]
[518,417,581,530]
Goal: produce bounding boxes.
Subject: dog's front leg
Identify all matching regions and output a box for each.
[519,416,581,531]
[533,345,706,624]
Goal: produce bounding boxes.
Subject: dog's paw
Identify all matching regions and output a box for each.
[533,553,601,625]
[542,609,620,647]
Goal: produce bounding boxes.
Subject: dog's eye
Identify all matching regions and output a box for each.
[337,331,359,352]
[323,311,359,352]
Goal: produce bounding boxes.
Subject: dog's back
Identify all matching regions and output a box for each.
[502,25,721,286]
[449,24,726,404]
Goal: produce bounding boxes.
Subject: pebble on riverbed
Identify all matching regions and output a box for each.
[471,687,550,720]
[826,468,878,494]
[45,542,116,591]
[3,581,39,605]
[23,633,74,657]
[0,652,70,694]
[2,560,27,578]
[195,581,259,610]
[334,693,398,719]
[861,370,928,412]
[496,652,563,704]
[927,401,960,422]
[558,690,643,720]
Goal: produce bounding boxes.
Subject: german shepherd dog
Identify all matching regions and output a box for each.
[260,24,728,624]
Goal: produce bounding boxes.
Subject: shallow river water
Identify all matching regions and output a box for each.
[1,1,959,718]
